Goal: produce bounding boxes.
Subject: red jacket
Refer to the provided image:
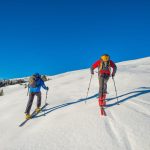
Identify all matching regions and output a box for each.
[92,60,117,75]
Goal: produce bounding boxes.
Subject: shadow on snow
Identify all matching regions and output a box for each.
[106,87,150,107]
[34,87,150,118]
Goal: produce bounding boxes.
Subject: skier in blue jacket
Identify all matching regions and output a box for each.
[25,73,49,119]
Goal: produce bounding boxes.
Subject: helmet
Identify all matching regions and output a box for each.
[33,73,41,78]
[101,54,110,62]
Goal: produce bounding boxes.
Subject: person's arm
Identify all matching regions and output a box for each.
[41,80,49,90]
[90,60,100,74]
[110,60,117,77]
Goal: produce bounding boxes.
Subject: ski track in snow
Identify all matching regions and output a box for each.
[106,111,133,150]
[0,57,150,150]
[127,101,150,117]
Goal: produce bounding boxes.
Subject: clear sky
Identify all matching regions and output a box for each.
[0,0,150,79]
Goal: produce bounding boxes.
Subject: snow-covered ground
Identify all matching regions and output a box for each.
[0,57,150,150]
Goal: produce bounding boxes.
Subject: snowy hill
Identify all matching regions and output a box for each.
[0,57,150,150]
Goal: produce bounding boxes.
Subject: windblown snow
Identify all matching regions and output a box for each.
[0,57,150,150]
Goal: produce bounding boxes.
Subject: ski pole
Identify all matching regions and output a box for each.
[45,90,48,104]
[85,74,93,104]
[43,90,48,116]
[112,77,119,105]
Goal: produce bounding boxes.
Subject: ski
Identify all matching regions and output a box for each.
[100,106,107,116]
[19,103,48,127]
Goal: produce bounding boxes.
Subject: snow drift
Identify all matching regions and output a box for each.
[0,57,150,150]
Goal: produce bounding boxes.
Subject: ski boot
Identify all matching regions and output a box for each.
[99,99,106,107]
[25,114,31,119]
[35,107,41,113]
[99,94,106,107]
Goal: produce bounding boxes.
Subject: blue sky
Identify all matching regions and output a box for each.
[0,0,150,79]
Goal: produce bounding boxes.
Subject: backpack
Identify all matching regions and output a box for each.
[99,60,111,72]
[28,76,37,88]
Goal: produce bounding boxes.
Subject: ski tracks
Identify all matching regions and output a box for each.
[126,99,150,117]
[104,96,150,150]
[104,110,133,150]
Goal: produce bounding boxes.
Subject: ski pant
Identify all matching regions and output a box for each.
[25,92,41,114]
[98,74,109,98]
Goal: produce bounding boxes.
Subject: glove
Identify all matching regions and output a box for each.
[90,67,94,75]
[46,87,49,91]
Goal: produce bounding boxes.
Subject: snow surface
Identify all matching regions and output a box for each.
[0,57,150,150]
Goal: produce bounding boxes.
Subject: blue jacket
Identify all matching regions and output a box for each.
[29,78,47,93]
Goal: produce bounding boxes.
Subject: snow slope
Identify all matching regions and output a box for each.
[0,57,150,150]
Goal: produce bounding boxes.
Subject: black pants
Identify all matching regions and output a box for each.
[25,92,41,114]
[98,74,109,97]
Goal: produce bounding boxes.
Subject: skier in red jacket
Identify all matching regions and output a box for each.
[91,54,117,107]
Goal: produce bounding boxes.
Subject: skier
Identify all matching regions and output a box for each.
[25,73,49,119]
[91,54,117,107]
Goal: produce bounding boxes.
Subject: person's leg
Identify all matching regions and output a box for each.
[103,75,109,94]
[98,75,104,98]
[101,75,110,105]
[25,93,35,114]
[35,92,42,113]
[36,92,41,108]
[98,74,110,106]
[98,75,105,106]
